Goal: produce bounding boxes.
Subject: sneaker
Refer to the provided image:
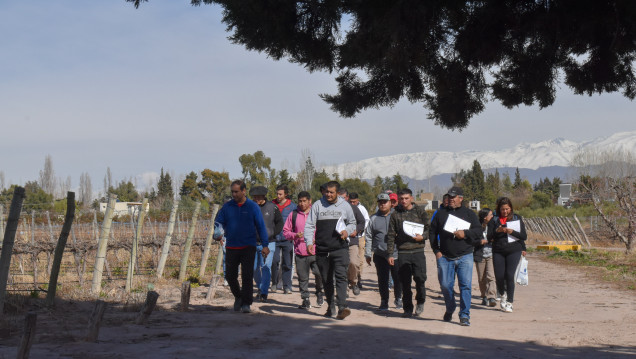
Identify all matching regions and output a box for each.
[283,288,292,295]
[394,298,403,309]
[488,298,497,307]
[502,302,513,313]
[298,298,311,310]
[325,303,337,318]
[357,281,363,290]
[481,297,488,306]
[401,311,413,318]
[459,317,470,326]
[443,312,452,322]
[378,300,389,311]
[500,299,508,310]
[259,294,268,303]
[233,297,242,312]
[316,293,325,307]
[336,307,351,320]
[352,285,361,296]
[497,292,507,302]
[223,279,228,286]
[241,304,251,313]
[270,287,277,293]
[414,303,424,317]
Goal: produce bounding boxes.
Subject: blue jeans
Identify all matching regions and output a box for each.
[254,242,276,295]
[437,253,473,319]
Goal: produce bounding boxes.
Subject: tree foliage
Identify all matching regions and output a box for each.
[199,169,231,203]
[130,0,636,129]
[110,180,141,202]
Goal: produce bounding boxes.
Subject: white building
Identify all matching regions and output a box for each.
[557,184,572,206]
[99,201,149,216]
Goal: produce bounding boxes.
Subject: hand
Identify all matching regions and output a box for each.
[262,246,270,258]
[435,252,442,259]
[413,234,424,242]
[307,244,314,254]
[481,239,488,245]
[496,226,505,233]
[365,257,372,265]
[350,230,357,237]
[388,257,394,266]
[340,230,349,240]
[522,251,527,257]
[296,232,304,238]
[453,230,465,239]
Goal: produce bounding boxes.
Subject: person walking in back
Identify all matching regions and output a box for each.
[337,188,366,296]
[487,197,527,313]
[271,185,297,294]
[214,180,269,313]
[283,191,324,309]
[474,208,497,307]
[365,193,402,311]
[250,186,283,303]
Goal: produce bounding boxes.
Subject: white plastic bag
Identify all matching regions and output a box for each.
[515,256,528,286]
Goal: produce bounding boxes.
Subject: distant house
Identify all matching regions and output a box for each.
[558,184,572,206]
[99,201,149,216]
[468,200,481,211]
[415,192,434,210]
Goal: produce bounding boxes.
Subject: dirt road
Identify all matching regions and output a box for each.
[2,247,635,358]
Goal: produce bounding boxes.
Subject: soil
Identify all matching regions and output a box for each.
[1,246,635,358]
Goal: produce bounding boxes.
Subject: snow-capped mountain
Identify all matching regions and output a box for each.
[323,131,636,180]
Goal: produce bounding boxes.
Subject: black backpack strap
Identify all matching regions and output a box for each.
[292,210,298,233]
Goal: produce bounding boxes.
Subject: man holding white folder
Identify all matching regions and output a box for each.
[429,186,483,326]
[386,188,429,318]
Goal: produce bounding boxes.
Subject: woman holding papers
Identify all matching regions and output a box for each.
[487,197,527,313]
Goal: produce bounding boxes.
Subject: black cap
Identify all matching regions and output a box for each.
[249,186,268,197]
[447,186,464,197]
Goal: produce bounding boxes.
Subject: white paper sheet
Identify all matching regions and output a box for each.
[403,221,425,238]
[443,214,471,233]
[335,215,347,233]
[506,220,521,243]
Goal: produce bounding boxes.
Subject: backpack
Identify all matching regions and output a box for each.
[292,210,298,232]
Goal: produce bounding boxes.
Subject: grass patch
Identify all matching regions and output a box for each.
[538,248,636,290]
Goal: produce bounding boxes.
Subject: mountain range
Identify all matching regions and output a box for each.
[323,131,636,192]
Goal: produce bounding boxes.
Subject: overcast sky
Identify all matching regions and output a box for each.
[2,1,635,195]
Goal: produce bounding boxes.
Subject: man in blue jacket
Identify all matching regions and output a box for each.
[215,180,269,313]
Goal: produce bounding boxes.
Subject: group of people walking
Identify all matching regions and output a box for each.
[214,180,527,325]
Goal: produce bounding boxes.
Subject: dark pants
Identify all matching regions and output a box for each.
[272,240,294,290]
[225,246,256,306]
[397,250,427,314]
[374,253,401,302]
[316,248,349,309]
[295,255,324,299]
[493,250,522,303]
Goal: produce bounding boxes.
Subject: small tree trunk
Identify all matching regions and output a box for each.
[126,198,148,292]
[156,200,179,278]
[91,194,117,296]
[0,187,26,315]
[199,204,220,278]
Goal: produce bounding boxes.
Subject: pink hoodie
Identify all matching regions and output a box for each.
[282,209,315,256]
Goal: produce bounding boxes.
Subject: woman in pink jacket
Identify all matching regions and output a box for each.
[283,191,324,309]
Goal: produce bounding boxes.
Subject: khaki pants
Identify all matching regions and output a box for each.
[347,244,360,286]
[358,237,366,277]
[475,256,497,299]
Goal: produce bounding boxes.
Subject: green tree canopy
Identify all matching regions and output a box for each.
[199,169,231,203]
[110,180,141,202]
[130,0,636,129]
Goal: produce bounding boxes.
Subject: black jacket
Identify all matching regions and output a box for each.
[429,205,482,258]
[386,203,429,254]
[487,214,527,254]
[256,201,283,244]
[348,203,366,246]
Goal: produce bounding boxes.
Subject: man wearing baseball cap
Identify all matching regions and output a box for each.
[429,186,482,326]
[365,193,402,310]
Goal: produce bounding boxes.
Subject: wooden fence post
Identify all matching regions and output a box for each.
[16,312,37,359]
[0,187,25,315]
[31,211,38,292]
[45,192,76,306]
[178,202,201,282]
[199,204,219,278]
[126,198,148,292]
[85,300,107,342]
[91,194,117,296]
[135,291,159,325]
[0,204,4,238]
[206,242,225,302]
[180,281,191,311]
[45,211,55,277]
[573,213,592,248]
[156,200,179,278]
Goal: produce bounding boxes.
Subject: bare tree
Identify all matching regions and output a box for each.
[56,176,72,199]
[79,172,93,207]
[572,148,636,252]
[0,171,5,190]
[39,154,56,195]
